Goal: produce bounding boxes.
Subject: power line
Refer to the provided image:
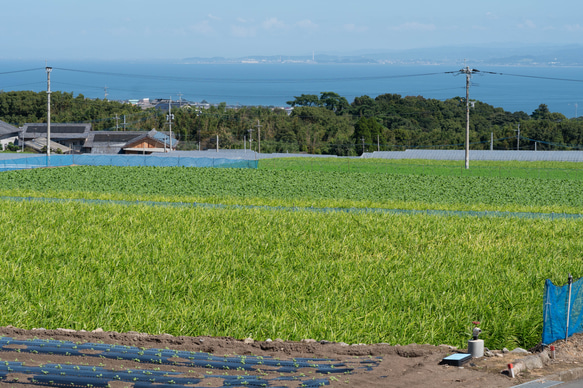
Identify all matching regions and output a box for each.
[0,82,46,89]
[0,68,44,75]
[485,72,583,83]
[52,67,451,84]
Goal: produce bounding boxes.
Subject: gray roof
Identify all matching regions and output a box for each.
[0,120,20,136]
[22,123,91,140]
[84,131,150,148]
[24,138,72,154]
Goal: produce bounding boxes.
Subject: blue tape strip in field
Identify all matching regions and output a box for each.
[2,195,582,220]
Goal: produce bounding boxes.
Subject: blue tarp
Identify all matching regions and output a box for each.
[0,155,257,171]
[542,277,583,345]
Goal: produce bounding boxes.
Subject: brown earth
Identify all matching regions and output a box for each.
[0,326,581,387]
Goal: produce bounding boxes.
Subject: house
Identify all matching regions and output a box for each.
[83,129,177,154]
[0,120,20,150]
[16,121,178,155]
[21,123,91,153]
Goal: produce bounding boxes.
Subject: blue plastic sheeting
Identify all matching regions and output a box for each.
[0,337,383,387]
[0,154,258,171]
[2,196,583,221]
[0,336,374,387]
[0,337,338,371]
[542,277,583,345]
[0,362,200,387]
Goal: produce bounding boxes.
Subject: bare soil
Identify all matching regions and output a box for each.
[0,326,581,387]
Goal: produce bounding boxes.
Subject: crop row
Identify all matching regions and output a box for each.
[0,165,582,213]
[0,199,581,350]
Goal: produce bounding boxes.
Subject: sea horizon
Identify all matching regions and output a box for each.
[1,60,582,118]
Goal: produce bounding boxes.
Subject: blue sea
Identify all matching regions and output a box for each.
[1,61,582,118]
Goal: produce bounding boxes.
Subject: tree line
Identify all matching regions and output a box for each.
[1,90,582,155]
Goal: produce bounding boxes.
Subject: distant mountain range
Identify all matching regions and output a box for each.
[182,45,583,66]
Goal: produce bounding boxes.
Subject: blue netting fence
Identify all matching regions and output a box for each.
[0,155,257,171]
[542,276,583,345]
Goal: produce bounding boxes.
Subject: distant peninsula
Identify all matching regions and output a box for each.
[182,45,583,67]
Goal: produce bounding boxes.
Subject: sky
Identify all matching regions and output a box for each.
[2,0,583,60]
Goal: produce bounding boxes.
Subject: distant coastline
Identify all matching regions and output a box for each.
[180,59,583,67]
[181,44,583,67]
[3,44,583,67]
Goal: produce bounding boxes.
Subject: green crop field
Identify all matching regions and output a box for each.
[259,157,583,180]
[0,199,581,349]
[0,164,583,214]
[0,159,582,350]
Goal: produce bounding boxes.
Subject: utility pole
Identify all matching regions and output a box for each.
[515,123,520,151]
[256,120,262,153]
[104,85,108,101]
[377,134,380,152]
[115,114,119,131]
[490,132,493,151]
[248,128,253,151]
[46,66,52,157]
[570,102,578,118]
[177,92,183,108]
[459,66,479,169]
[167,97,174,152]
[123,115,126,131]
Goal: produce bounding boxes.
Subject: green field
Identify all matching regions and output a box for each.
[0,159,582,349]
[1,164,583,214]
[260,157,583,180]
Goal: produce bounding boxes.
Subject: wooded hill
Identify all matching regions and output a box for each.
[1,90,582,155]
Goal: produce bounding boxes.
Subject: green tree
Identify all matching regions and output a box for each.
[319,92,349,114]
[352,117,385,155]
[286,94,320,107]
[350,95,377,117]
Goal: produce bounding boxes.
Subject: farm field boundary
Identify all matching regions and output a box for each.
[3,195,581,221]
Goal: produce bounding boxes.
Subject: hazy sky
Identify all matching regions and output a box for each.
[2,0,583,60]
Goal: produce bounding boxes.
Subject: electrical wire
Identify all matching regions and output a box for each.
[483,71,583,83]
[0,68,44,75]
[52,67,452,83]
[0,82,45,89]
